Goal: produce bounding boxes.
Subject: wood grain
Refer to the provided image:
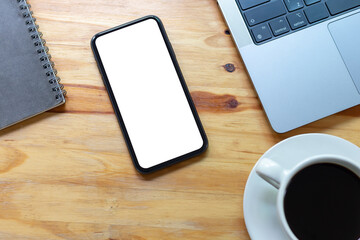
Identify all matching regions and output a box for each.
[1,0,360,239]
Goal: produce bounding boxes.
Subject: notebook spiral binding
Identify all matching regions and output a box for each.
[17,0,67,100]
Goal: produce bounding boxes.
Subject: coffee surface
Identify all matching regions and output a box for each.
[284,163,360,240]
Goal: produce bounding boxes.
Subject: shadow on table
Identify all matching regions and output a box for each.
[0,112,52,138]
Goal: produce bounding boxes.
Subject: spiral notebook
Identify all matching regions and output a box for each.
[0,0,66,130]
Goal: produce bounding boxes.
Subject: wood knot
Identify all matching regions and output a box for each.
[223,63,235,73]
[191,91,240,113]
[226,98,239,109]
[224,29,231,35]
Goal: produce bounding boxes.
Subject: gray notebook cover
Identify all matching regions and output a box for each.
[0,0,65,130]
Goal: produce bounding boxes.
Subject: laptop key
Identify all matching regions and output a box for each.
[304,3,329,23]
[284,0,304,12]
[287,11,308,29]
[244,0,287,26]
[251,24,272,43]
[304,0,320,6]
[238,0,270,10]
[269,17,290,36]
[325,0,360,16]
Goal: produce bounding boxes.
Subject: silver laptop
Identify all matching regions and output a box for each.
[218,0,360,133]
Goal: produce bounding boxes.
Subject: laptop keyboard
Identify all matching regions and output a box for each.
[237,0,360,44]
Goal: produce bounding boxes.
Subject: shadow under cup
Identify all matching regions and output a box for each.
[283,162,360,240]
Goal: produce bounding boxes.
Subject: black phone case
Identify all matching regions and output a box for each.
[91,15,208,174]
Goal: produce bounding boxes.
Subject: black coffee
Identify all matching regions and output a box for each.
[284,163,360,240]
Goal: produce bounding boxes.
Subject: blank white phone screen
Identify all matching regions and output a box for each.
[95,18,204,169]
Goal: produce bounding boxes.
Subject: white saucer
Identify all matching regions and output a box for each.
[243,133,360,240]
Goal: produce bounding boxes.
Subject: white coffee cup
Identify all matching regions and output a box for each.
[255,154,360,240]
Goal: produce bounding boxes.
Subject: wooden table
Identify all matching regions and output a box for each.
[1,0,360,239]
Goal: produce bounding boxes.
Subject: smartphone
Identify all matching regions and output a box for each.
[91,16,208,173]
